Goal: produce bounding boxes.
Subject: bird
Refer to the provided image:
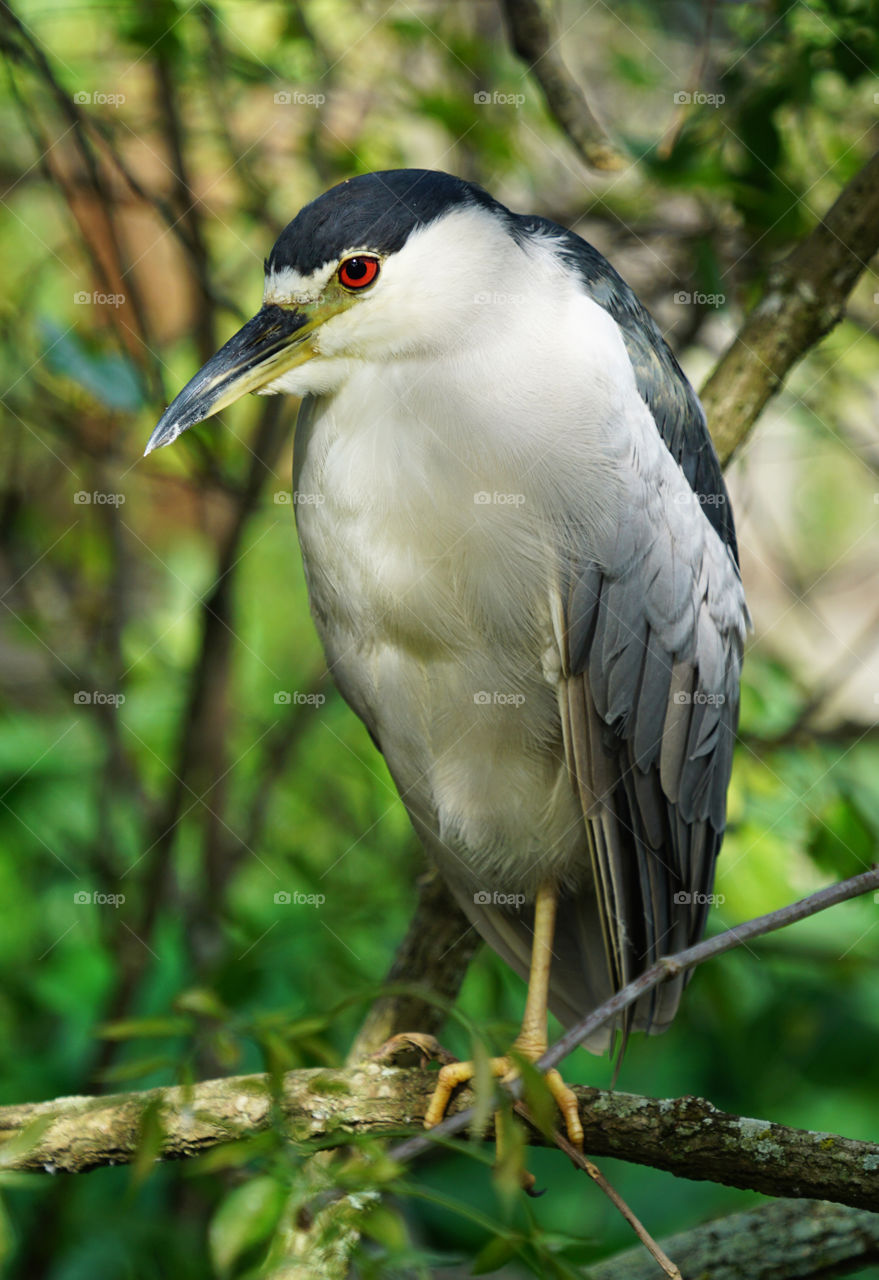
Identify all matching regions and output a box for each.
[145,168,748,1154]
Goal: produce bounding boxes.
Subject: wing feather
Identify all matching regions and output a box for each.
[555,537,744,1041]
[533,233,749,1041]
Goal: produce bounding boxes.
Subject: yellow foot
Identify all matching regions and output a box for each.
[423,1051,584,1152]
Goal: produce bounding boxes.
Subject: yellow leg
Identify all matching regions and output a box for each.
[423,881,584,1151]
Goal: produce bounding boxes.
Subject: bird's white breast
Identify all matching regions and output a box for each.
[290,282,685,894]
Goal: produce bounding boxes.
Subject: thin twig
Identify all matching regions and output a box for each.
[516,1100,682,1278]
[655,0,717,160]
[500,0,625,171]
[388,865,879,1161]
[542,865,879,1072]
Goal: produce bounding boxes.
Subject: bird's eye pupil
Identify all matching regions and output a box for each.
[339,256,379,290]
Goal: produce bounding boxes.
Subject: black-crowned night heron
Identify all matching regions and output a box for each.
[146,169,748,1153]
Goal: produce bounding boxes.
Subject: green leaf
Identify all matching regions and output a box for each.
[469,1036,496,1142]
[252,1012,331,1039]
[100,1016,192,1039]
[208,1175,285,1277]
[0,1172,45,1190]
[0,1117,53,1169]
[491,1107,527,1211]
[509,1052,557,1143]
[258,1029,297,1075]
[360,1201,408,1251]
[97,1055,175,1084]
[190,1132,279,1174]
[174,987,229,1019]
[129,1099,165,1191]
[471,1231,520,1274]
[208,1029,243,1069]
[808,793,876,878]
[0,1194,13,1267]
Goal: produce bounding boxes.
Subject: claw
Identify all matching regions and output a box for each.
[417,882,585,1185]
[423,1052,583,1152]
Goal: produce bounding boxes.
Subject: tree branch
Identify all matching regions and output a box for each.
[500,0,625,171]
[591,1198,879,1280]
[702,150,879,465]
[3,868,876,1215]
[1,1068,877,1212]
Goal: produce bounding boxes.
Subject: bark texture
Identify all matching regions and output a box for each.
[591,1198,879,1280]
[701,152,879,465]
[2,1069,877,1213]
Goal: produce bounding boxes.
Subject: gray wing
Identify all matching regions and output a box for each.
[554,494,746,1043]
[523,222,747,1041]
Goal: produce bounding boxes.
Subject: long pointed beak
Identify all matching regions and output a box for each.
[144,304,313,455]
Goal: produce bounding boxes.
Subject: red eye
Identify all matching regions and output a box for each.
[338,255,380,290]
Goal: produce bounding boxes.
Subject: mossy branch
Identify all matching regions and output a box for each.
[1,1067,877,1212]
[702,150,879,465]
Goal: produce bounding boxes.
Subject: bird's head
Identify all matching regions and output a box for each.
[145,169,523,454]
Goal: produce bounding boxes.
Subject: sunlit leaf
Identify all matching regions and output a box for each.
[208,1175,286,1276]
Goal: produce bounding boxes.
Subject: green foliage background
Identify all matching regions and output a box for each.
[1,0,878,1275]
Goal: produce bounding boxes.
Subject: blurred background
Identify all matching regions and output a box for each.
[1,0,878,1275]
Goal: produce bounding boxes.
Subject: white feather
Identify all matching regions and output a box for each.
[277,206,746,898]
